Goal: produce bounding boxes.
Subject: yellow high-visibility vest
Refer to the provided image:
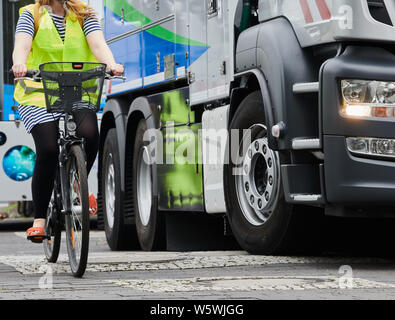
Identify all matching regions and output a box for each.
[14,4,98,108]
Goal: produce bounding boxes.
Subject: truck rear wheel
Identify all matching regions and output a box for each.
[102,128,138,250]
[132,119,166,251]
[224,91,322,255]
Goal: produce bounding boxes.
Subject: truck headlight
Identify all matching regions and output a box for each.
[341,80,395,119]
[347,137,395,159]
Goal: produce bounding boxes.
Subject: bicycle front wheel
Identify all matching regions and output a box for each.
[65,145,90,278]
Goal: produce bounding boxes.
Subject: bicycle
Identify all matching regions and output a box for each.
[15,62,124,277]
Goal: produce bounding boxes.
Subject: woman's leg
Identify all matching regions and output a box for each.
[30,121,60,229]
[72,111,100,215]
[73,110,99,173]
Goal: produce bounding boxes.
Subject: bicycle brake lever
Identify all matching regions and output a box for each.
[14,77,40,81]
[111,75,126,81]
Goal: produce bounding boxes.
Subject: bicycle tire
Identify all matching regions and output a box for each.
[64,145,90,278]
[43,185,62,263]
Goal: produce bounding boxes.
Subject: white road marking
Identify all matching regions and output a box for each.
[0,250,394,293]
[106,276,395,292]
[0,252,390,275]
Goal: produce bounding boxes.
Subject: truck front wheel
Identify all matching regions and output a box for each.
[225,91,306,255]
[132,119,166,251]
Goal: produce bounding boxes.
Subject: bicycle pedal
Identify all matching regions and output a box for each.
[27,235,51,243]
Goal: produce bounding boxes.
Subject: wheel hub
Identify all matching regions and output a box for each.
[137,146,152,227]
[236,129,280,227]
[105,154,115,229]
[243,138,276,213]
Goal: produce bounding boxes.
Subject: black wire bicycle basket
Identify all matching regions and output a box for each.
[39,62,107,114]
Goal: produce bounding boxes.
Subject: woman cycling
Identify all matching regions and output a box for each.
[12,0,124,243]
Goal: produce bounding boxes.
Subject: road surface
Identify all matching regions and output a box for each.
[0,217,395,301]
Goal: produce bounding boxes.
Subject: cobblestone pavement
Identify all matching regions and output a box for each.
[0,229,395,300]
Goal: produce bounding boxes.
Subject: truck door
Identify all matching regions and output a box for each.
[187,0,231,106]
[188,0,209,106]
[206,0,231,102]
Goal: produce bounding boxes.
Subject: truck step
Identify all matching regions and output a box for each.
[292,138,321,150]
[293,82,319,94]
[290,194,324,204]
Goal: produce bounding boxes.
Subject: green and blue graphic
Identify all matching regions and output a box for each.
[2,145,36,182]
[105,0,209,94]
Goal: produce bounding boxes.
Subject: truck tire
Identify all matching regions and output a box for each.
[18,201,34,217]
[224,91,322,255]
[17,201,25,215]
[102,128,138,250]
[132,119,166,251]
[25,201,34,217]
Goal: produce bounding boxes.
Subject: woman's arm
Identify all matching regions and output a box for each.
[12,33,33,78]
[86,30,124,75]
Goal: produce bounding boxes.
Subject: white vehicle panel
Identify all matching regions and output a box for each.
[202,105,230,214]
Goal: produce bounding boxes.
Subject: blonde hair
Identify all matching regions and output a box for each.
[36,0,96,21]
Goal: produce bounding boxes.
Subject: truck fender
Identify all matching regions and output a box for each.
[126,97,160,197]
[236,17,318,150]
[128,96,160,130]
[232,69,277,149]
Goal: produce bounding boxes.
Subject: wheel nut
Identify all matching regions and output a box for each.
[250,195,255,204]
[248,149,253,158]
[265,192,270,201]
[268,158,272,168]
[258,199,263,209]
[263,145,267,154]
[255,141,259,151]
[245,182,250,192]
[244,165,249,174]
[269,176,273,186]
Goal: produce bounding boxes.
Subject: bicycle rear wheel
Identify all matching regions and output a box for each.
[64,145,90,278]
[43,182,62,263]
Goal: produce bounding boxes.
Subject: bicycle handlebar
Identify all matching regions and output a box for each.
[13,69,41,82]
[14,69,125,81]
[105,70,126,81]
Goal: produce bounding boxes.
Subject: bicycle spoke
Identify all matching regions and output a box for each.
[71,214,82,253]
[70,170,82,253]
[43,181,62,263]
[72,206,83,228]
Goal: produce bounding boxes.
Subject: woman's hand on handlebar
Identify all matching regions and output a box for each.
[12,63,28,78]
[108,63,124,77]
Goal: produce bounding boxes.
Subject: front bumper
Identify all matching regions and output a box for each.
[322,45,395,205]
[324,135,395,204]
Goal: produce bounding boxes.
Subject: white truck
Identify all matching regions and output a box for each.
[3,0,395,255]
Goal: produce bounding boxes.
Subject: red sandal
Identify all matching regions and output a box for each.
[89,193,97,216]
[26,227,50,243]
